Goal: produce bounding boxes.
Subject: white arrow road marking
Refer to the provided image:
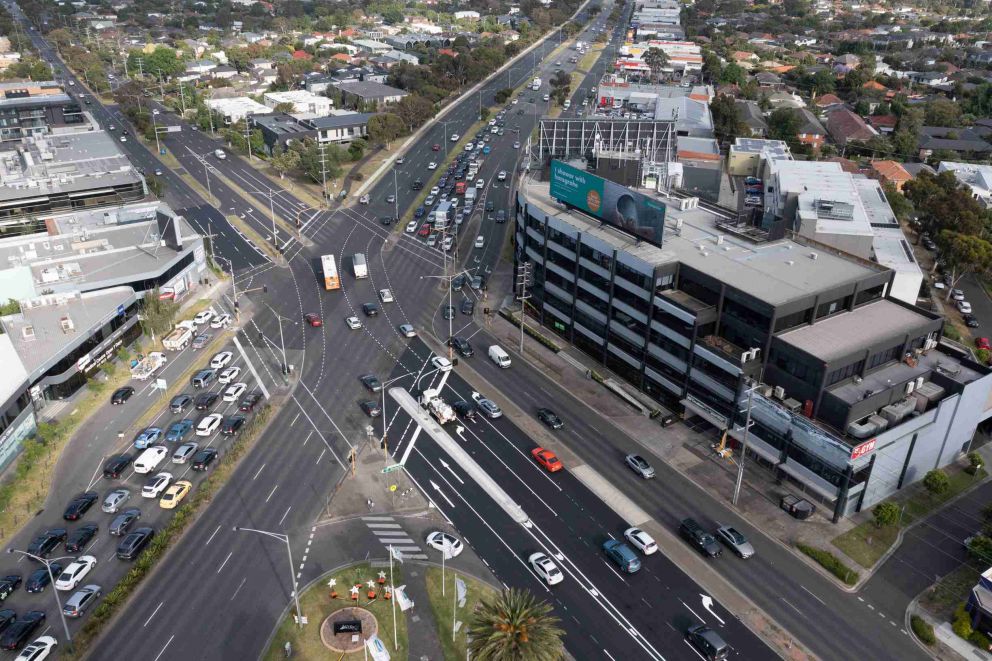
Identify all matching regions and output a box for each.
[429,479,456,507]
[439,459,464,484]
[700,595,725,625]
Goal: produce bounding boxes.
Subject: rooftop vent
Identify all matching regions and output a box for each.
[59,315,74,333]
[21,325,34,341]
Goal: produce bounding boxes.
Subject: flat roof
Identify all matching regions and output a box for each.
[778,299,932,362]
[521,177,881,306]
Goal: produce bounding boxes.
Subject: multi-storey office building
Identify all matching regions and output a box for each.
[515,169,992,520]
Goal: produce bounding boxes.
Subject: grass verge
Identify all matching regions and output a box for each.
[832,463,986,569]
[65,402,275,657]
[424,567,498,661]
[262,563,409,661]
[577,44,605,73]
[796,543,860,586]
[920,564,982,620]
[498,309,561,352]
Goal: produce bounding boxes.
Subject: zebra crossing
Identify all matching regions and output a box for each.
[362,516,429,560]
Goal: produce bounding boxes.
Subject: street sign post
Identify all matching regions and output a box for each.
[381,464,404,474]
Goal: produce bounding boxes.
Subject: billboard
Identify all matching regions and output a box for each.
[549,160,666,246]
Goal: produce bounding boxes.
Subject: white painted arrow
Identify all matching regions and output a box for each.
[700,595,725,625]
[430,480,456,507]
[439,459,464,484]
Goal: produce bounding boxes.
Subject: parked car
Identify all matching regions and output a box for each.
[102,454,133,479]
[55,556,97,591]
[0,577,20,603]
[110,387,134,405]
[25,565,61,593]
[977,337,991,351]
[62,491,98,521]
[116,527,155,561]
[63,585,101,618]
[101,489,131,514]
[624,527,658,555]
[0,611,45,650]
[958,300,973,314]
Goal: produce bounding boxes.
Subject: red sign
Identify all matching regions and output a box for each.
[850,439,876,460]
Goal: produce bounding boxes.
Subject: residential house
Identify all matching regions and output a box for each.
[333,81,409,108]
[918,126,992,160]
[870,160,912,191]
[826,107,877,146]
[937,161,992,207]
[794,108,827,148]
[735,100,768,137]
[867,115,897,134]
[766,91,805,110]
[731,51,759,69]
[754,71,783,89]
[813,93,845,113]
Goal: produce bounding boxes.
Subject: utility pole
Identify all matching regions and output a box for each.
[244,113,253,160]
[318,140,328,206]
[248,188,278,247]
[393,169,399,220]
[178,79,187,116]
[731,377,760,507]
[516,262,532,354]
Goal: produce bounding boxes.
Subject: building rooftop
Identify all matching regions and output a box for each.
[305,112,375,129]
[732,137,791,160]
[333,81,408,99]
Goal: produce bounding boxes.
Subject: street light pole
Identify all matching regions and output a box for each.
[234,527,302,628]
[7,550,72,645]
[152,108,161,154]
[248,188,279,248]
[393,169,399,220]
[217,255,239,321]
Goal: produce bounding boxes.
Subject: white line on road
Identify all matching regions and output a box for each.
[780,597,804,616]
[800,585,826,605]
[265,484,278,502]
[316,448,326,464]
[205,524,222,547]
[252,463,266,480]
[291,411,300,426]
[601,559,627,582]
[279,506,292,526]
[217,551,233,573]
[303,430,313,446]
[680,600,705,623]
[230,576,247,601]
[144,601,164,627]
[153,635,175,661]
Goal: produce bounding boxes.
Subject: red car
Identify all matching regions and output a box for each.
[418,223,431,237]
[432,143,441,151]
[531,447,563,473]
[304,313,322,327]
[977,337,991,351]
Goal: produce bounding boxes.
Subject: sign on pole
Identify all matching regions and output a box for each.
[381,463,404,474]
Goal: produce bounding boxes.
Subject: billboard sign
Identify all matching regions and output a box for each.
[850,438,876,461]
[549,160,666,246]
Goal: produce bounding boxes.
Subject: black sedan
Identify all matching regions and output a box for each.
[111,386,135,405]
[537,408,564,430]
[221,415,246,436]
[62,491,98,521]
[0,609,14,634]
[65,523,99,553]
[25,563,62,593]
[110,508,141,536]
[102,454,133,479]
[26,528,67,558]
[194,392,219,411]
[0,610,43,650]
[360,374,383,393]
[0,576,20,603]
[239,392,263,412]
[191,448,218,471]
[448,337,473,357]
[965,314,980,328]
[452,400,477,421]
[362,303,379,317]
[460,298,475,315]
[442,305,456,320]
[360,400,382,418]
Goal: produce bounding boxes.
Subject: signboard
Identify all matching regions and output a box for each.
[850,438,876,461]
[117,304,126,317]
[366,636,390,661]
[549,160,666,246]
[333,620,362,635]
[381,463,404,474]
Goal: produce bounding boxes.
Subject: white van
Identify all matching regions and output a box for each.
[353,253,368,279]
[133,446,168,474]
[488,345,511,368]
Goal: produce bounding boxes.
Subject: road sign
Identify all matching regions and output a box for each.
[381,463,404,474]
[153,378,167,391]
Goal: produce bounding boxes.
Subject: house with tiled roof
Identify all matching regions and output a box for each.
[813,93,845,111]
[869,160,913,191]
[826,107,877,146]
[867,114,897,134]
[823,156,862,174]
[862,80,889,94]
[793,108,827,148]
[735,100,768,137]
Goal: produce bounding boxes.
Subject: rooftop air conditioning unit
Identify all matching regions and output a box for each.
[809,252,818,260]
[853,376,863,384]
[21,325,34,341]
[60,316,74,332]
[905,381,915,395]
[916,376,924,389]
[773,386,786,400]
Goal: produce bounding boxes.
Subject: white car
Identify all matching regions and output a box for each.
[432,356,453,372]
[428,162,437,170]
[425,531,463,558]
[464,142,474,151]
[475,179,485,189]
[475,236,484,249]
[172,442,199,464]
[406,220,418,233]
[951,289,966,301]
[210,314,231,329]
[218,366,241,384]
[141,471,173,498]
[210,351,233,369]
[379,289,394,303]
[133,446,168,474]
[196,413,223,437]
[14,636,57,661]
[193,310,215,326]
[513,141,520,149]
[346,316,363,330]
[442,235,454,251]
[223,382,248,402]
[528,552,563,585]
[958,300,973,314]
[512,98,519,105]
[120,135,127,142]
[55,556,97,591]
[624,527,658,555]
[497,170,507,181]
[430,186,440,196]
[451,133,460,142]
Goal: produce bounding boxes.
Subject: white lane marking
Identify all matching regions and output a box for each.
[205,524,222,547]
[265,484,278,502]
[217,551,233,573]
[143,601,164,627]
[153,635,175,661]
[680,599,705,623]
[279,506,292,526]
[230,576,247,601]
[252,463,266,480]
[800,585,826,605]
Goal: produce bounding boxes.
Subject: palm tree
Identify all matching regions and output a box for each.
[643,47,670,84]
[468,588,564,661]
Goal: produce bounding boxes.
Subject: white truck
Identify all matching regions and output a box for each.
[353,253,368,279]
[433,200,453,230]
[424,393,456,425]
[214,149,226,160]
[131,351,167,380]
[532,77,542,91]
[464,187,477,205]
[162,326,193,351]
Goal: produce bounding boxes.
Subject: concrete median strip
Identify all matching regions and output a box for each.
[568,465,651,527]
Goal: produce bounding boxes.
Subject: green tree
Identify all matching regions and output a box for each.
[273,101,296,113]
[872,501,901,528]
[366,112,407,147]
[922,468,950,497]
[810,69,836,95]
[643,47,670,83]
[719,62,746,86]
[468,588,564,661]
[393,94,435,131]
[924,97,962,127]
[883,183,913,222]
[47,27,72,52]
[768,108,800,143]
[709,94,745,143]
[139,290,179,340]
[495,88,514,104]
[936,231,992,298]
[270,148,301,178]
[903,171,990,238]
[348,138,366,161]
[0,298,20,316]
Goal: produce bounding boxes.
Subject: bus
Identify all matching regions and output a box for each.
[321,254,341,291]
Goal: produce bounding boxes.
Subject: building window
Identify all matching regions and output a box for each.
[826,360,864,386]
[855,284,885,306]
[866,343,902,371]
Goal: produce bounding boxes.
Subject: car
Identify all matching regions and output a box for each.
[425,195,436,206]
[442,304,455,319]
[194,392,219,411]
[24,528,65,559]
[360,374,383,393]
[445,337,472,359]
[497,170,507,181]
[513,141,520,149]
[432,356,453,372]
[536,408,564,430]
[223,382,248,402]
[528,552,564,585]
[475,178,485,189]
[160,481,192,509]
[379,289,394,303]
[239,392,263,412]
[959,300,973,314]
[472,393,502,419]
[170,394,193,413]
[430,186,440,197]
[209,351,233,369]
[427,233,439,247]
[432,143,440,151]
[117,527,155,561]
[386,194,396,203]
[685,624,730,661]
[715,525,754,558]
[512,99,519,105]
[62,491,98,521]
[133,427,162,449]
[346,316,363,330]
[451,133,460,142]
[978,337,992,351]
[543,94,550,101]
[102,454,132,479]
[163,420,192,446]
[460,298,475,315]
[470,275,484,290]
[679,518,722,558]
[428,162,437,170]
[193,310,214,326]
[452,400,476,421]
[744,196,762,206]
[362,303,379,317]
[360,400,382,418]
[496,210,506,223]
[418,223,431,237]
[411,179,424,191]
[120,135,126,142]
[64,585,101,618]
[442,235,454,251]
[359,194,370,204]
[55,556,96,591]
[210,313,231,329]
[221,415,246,435]
[192,332,212,349]
[531,447,563,473]
[65,524,98,553]
[952,289,966,301]
[196,413,223,436]
[0,576,19,603]
[425,531,463,558]
[141,472,172,498]
[218,366,241,384]
[602,540,641,573]
[25,565,61,593]
[625,454,655,478]
[110,386,134,405]
[966,314,981,328]
[473,235,484,249]
[623,527,658,555]
[399,324,417,338]
[191,448,218,471]
[172,442,199,464]
[406,220,419,234]
[464,142,474,152]
[0,612,45,650]
[102,488,131,514]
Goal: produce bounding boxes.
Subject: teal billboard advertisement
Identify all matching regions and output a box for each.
[549,160,666,246]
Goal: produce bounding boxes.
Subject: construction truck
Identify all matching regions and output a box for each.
[131,352,167,380]
[422,389,456,425]
[162,326,193,351]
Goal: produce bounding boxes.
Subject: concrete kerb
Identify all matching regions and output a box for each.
[906,592,946,661]
[351,0,594,201]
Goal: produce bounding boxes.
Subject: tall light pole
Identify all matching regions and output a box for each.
[193,150,217,205]
[216,255,238,320]
[152,108,161,154]
[731,375,761,507]
[247,188,279,248]
[7,550,73,645]
[234,527,302,628]
[393,169,399,220]
[263,303,296,378]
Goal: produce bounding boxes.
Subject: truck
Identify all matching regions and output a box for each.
[422,390,456,425]
[353,253,368,279]
[321,254,341,291]
[455,181,467,195]
[433,200,453,230]
[162,326,193,351]
[532,77,542,90]
[131,352,167,380]
[464,187,477,205]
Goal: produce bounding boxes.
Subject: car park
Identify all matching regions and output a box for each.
[62,491,98,521]
[141,472,173,498]
[102,489,131,513]
[102,454,133,479]
[64,524,98,553]
[0,611,45,650]
[679,518,722,557]
[221,415,246,435]
[602,540,641,573]
[218,366,241,384]
[111,386,134,405]
[223,382,248,402]
[172,442,199,464]
[25,565,60,593]
[210,351,233,369]
[63,585,101,618]
[196,414,223,437]
[116,527,155,560]
[133,427,162,449]
[528,552,564,585]
[346,316,363,330]
[191,448,218,471]
[715,525,754,558]
[623,527,658,555]
[160,481,192,509]
[531,447,563,472]
[170,394,193,413]
[537,408,564,429]
[425,531,463,558]
[624,454,655,478]
[399,324,417,338]
[55,556,96,591]
[194,392,219,411]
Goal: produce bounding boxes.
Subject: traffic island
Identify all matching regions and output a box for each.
[423,566,499,660]
[263,563,409,660]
